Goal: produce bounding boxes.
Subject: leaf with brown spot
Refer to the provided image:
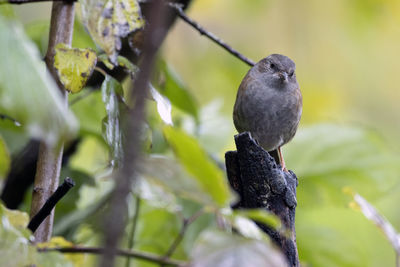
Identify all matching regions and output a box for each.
[80,0,145,63]
[54,43,97,94]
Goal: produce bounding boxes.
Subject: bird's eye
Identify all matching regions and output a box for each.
[289,70,294,77]
[270,63,275,69]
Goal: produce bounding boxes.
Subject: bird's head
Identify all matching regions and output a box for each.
[257,54,296,86]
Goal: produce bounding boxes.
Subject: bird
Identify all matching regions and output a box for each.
[233,54,302,171]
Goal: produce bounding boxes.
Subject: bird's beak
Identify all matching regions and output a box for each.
[277,72,288,83]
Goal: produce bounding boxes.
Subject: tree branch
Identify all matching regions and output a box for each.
[29,0,75,243]
[38,246,185,266]
[100,2,170,267]
[167,2,255,67]
[28,178,75,233]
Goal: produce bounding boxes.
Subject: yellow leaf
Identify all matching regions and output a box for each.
[80,0,145,62]
[37,236,74,249]
[54,43,97,93]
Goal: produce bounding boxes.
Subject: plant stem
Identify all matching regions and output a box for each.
[29,0,75,242]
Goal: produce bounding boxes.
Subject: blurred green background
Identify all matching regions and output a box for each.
[7,0,400,266]
[162,2,400,265]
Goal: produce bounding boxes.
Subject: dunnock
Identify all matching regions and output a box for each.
[233,54,302,170]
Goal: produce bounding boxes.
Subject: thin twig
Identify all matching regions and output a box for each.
[125,196,141,267]
[168,2,255,67]
[37,246,185,266]
[95,66,108,77]
[68,88,96,106]
[163,208,204,259]
[28,178,75,233]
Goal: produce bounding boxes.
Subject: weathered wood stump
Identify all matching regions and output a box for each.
[225,132,299,267]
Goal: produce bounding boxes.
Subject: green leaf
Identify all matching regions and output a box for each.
[184,100,232,154]
[163,127,231,207]
[0,117,26,156]
[70,90,106,137]
[98,53,115,70]
[54,193,110,236]
[286,125,400,267]
[0,135,10,180]
[134,176,179,212]
[0,4,16,19]
[69,136,109,176]
[1,204,30,229]
[285,124,400,206]
[80,0,145,62]
[150,84,173,125]
[132,202,184,265]
[228,210,284,241]
[24,20,49,56]
[72,18,98,51]
[0,204,36,266]
[100,55,171,126]
[116,55,139,73]
[0,205,76,267]
[234,209,282,230]
[98,54,139,74]
[101,76,125,166]
[297,207,394,267]
[139,155,214,207]
[347,191,400,254]
[25,19,97,57]
[0,16,78,146]
[54,43,97,93]
[36,251,75,267]
[191,229,287,267]
[158,61,199,120]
